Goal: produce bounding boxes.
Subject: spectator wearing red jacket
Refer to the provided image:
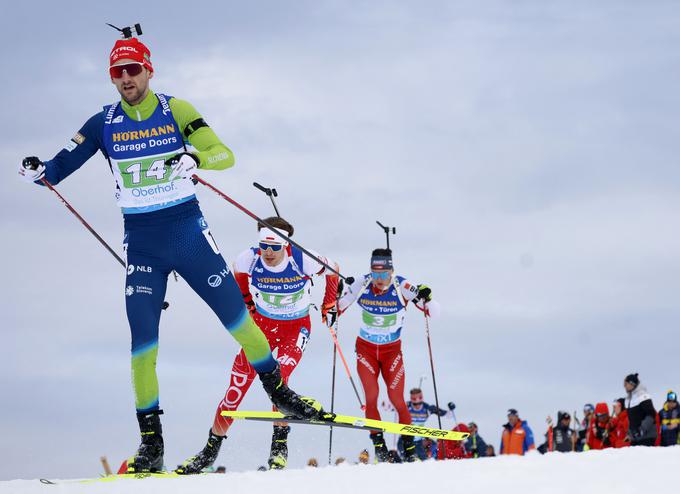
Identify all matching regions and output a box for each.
[586,403,612,450]
[438,423,471,460]
[609,398,630,448]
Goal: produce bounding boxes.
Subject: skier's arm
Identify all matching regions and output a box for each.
[233,249,257,314]
[399,279,420,302]
[169,98,235,171]
[301,251,340,325]
[40,112,106,185]
[338,276,364,312]
[427,403,449,417]
[401,279,441,318]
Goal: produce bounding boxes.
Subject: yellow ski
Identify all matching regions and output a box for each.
[221,410,468,441]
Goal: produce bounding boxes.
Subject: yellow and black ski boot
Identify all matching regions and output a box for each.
[127,410,164,473]
[371,432,390,463]
[176,429,225,474]
[268,425,291,470]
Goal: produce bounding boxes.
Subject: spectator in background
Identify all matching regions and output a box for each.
[465,422,488,458]
[539,411,575,453]
[358,449,370,464]
[610,398,630,448]
[334,457,346,466]
[624,373,657,446]
[586,403,612,450]
[576,403,595,451]
[486,444,496,457]
[659,390,680,446]
[398,388,451,460]
[500,409,535,455]
[307,458,318,467]
[438,423,471,460]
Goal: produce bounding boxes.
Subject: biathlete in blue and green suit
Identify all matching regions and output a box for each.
[18,35,326,473]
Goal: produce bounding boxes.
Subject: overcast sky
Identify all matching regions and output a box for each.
[2,0,680,480]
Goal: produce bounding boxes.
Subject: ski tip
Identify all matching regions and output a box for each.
[39,479,56,485]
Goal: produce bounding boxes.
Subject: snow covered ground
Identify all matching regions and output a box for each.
[3,446,678,494]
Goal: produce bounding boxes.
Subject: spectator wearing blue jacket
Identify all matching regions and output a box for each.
[465,422,488,458]
[659,390,680,446]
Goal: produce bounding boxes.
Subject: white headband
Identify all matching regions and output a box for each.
[259,227,288,245]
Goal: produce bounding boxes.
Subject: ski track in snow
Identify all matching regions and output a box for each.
[2,446,678,494]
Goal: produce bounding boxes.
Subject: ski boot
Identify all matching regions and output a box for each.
[371,432,390,463]
[268,425,291,470]
[259,363,328,420]
[176,429,226,474]
[127,410,164,473]
[401,435,420,462]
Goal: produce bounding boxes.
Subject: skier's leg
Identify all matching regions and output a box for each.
[212,349,258,435]
[265,317,310,469]
[271,316,311,386]
[177,349,257,474]
[380,342,418,462]
[355,338,381,421]
[124,247,171,472]
[356,337,389,462]
[382,347,411,425]
[174,214,324,419]
[125,252,170,413]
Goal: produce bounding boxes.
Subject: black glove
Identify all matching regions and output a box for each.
[448,402,456,411]
[414,284,432,303]
[22,156,43,170]
[19,156,46,182]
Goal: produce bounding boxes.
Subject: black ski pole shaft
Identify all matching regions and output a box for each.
[41,178,170,310]
[328,337,338,465]
[194,175,348,281]
[41,178,125,267]
[253,182,281,217]
[423,311,445,459]
[424,312,443,430]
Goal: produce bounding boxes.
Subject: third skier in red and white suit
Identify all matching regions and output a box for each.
[179,217,339,472]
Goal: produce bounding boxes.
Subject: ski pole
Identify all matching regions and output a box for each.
[42,178,125,267]
[328,324,338,465]
[193,175,347,281]
[41,178,170,310]
[253,182,281,217]
[327,319,365,410]
[422,311,443,430]
[423,311,445,459]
